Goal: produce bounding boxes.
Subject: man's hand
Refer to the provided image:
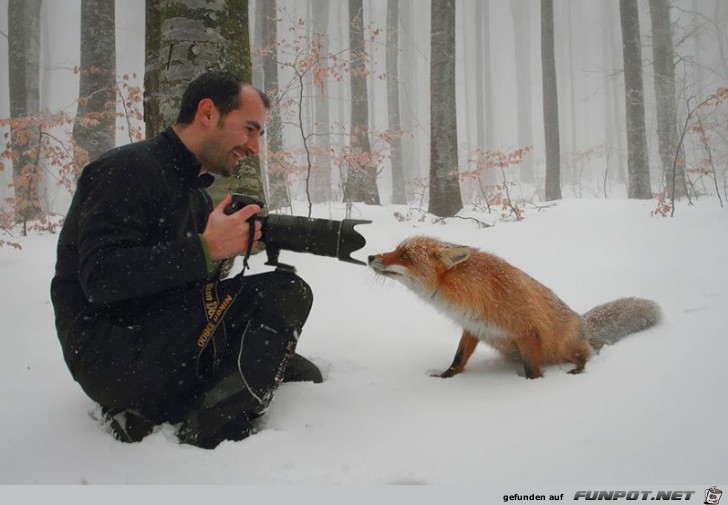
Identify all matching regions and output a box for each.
[201,194,263,261]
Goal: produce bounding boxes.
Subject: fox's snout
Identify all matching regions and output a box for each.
[368,251,409,279]
[367,253,391,274]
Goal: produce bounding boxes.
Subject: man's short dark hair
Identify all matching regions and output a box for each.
[176,70,270,124]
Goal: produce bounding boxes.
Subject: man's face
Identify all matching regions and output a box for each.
[201,85,267,177]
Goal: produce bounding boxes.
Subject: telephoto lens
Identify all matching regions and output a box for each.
[224,194,370,267]
[262,214,370,265]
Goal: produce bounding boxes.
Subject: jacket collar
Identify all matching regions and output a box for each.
[159,127,206,189]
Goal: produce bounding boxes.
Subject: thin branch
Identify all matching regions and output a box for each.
[499,165,523,221]
[431,214,493,229]
[524,201,559,212]
[695,112,724,208]
[671,101,693,217]
[116,83,135,144]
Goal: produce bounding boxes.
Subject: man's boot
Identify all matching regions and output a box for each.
[283,353,323,383]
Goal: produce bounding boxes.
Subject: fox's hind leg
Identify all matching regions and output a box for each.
[435,331,479,378]
[567,340,592,375]
[515,331,544,379]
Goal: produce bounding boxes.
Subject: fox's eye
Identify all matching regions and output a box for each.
[399,252,409,261]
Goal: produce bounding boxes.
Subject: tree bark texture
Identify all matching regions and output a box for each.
[311,0,333,205]
[619,0,652,199]
[541,0,562,201]
[73,0,116,165]
[386,0,406,205]
[343,0,380,204]
[649,0,687,198]
[8,0,42,219]
[260,0,288,210]
[511,0,534,183]
[428,0,463,217]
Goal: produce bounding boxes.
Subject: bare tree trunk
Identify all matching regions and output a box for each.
[474,1,485,154]
[398,0,422,202]
[619,0,652,199]
[649,0,687,199]
[387,0,406,205]
[600,0,616,193]
[541,0,562,201]
[482,0,495,155]
[511,0,534,183]
[260,0,287,210]
[343,0,380,204]
[8,0,42,220]
[566,2,577,160]
[428,0,462,217]
[335,0,349,195]
[251,0,264,92]
[144,0,162,138]
[73,0,116,165]
[474,0,496,187]
[311,0,333,204]
[144,0,263,206]
[713,0,728,81]
[600,0,627,187]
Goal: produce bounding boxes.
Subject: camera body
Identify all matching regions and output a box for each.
[223,194,267,216]
[224,194,371,268]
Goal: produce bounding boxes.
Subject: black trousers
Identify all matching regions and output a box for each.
[73,270,313,424]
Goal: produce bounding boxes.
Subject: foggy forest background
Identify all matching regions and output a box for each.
[0,0,727,245]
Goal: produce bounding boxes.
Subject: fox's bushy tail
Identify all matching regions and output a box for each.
[582,297,662,350]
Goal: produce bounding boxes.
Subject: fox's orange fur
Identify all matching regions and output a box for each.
[368,236,661,379]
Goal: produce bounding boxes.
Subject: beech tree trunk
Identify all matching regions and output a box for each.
[428,0,462,217]
[8,0,42,220]
[311,0,333,204]
[511,0,534,183]
[343,0,380,205]
[541,0,562,201]
[73,0,116,165]
[619,0,652,199]
[649,0,687,198]
[260,0,288,210]
[387,0,406,205]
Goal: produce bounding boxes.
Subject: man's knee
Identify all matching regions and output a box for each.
[285,272,313,310]
[251,270,312,319]
[222,270,313,333]
[265,270,313,328]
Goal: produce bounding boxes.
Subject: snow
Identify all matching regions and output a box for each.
[1,198,726,496]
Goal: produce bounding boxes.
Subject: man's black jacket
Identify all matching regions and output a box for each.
[51,128,213,373]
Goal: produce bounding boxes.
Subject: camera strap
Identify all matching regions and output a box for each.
[240,218,255,276]
[195,219,256,375]
[195,280,230,376]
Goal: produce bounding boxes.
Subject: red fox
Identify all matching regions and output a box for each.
[368,236,661,379]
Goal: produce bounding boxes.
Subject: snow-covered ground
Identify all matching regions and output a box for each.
[1,198,725,498]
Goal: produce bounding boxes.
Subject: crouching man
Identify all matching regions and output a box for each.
[50,71,321,449]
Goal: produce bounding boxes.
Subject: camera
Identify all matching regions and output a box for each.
[224,194,371,269]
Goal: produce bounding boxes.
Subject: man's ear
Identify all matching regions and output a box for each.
[197,98,216,125]
[437,245,472,270]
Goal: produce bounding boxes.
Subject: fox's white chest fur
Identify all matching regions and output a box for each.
[369,236,510,346]
[408,279,510,345]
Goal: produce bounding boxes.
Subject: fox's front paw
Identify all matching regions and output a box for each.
[431,367,457,378]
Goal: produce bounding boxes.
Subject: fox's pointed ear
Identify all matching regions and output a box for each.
[438,246,471,269]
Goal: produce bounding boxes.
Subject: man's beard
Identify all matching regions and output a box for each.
[201,141,236,178]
